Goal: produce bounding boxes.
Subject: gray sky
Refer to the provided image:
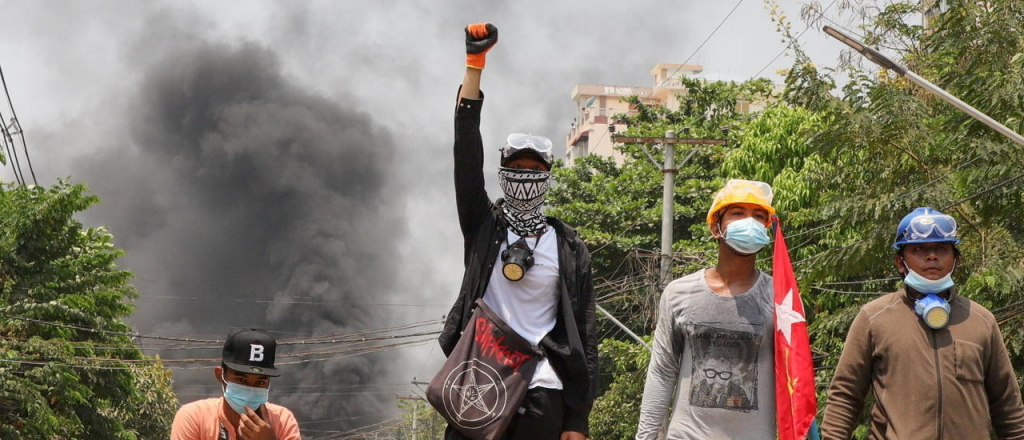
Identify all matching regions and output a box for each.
[0,0,857,433]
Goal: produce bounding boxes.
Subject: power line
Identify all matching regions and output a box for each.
[820,276,900,285]
[0,313,221,344]
[0,312,441,346]
[810,286,887,295]
[793,166,1024,269]
[137,293,449,308]
[646,0,747,100]
[751,0,840,79]
[4,281,451,308]
[128,276,450,307]
[308,417,403,440]
[0,63,37,185]
[177,382,411,391]
[0,111,24,185]
[2,329,440,355]
[0,337,435,371]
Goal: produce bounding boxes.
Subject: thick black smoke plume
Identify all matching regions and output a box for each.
[78,39,406,430]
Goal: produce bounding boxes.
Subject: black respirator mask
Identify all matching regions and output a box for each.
[501,237,535,282]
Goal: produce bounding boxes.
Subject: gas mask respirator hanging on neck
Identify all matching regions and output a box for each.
[501,236,536,281]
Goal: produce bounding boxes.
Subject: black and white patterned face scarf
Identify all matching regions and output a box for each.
[498,168,550,236]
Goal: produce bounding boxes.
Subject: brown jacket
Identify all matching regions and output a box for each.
[822,287,1024,439]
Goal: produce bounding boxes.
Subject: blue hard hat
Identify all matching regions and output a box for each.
[893,207,961,249]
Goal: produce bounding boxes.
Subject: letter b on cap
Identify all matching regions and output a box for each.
[250,344,265,362]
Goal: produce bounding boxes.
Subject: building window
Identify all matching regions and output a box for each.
[572,141,589,160]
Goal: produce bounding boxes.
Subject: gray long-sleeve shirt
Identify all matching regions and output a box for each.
[636,269,776,440]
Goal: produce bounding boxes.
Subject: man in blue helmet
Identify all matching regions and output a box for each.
[821,207,1024,439]
[435,22,597,440]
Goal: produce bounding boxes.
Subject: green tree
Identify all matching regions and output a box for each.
[548,76,775,334]
[758,1,1024,436]
[547,77,794,438]
[393,398,447,439]
[0,181,177,440]
[552,0,1024,428]
[588,338,651,440]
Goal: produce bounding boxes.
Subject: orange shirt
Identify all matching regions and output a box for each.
[170,397,301,440]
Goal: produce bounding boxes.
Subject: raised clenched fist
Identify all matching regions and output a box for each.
[465,23,498,69]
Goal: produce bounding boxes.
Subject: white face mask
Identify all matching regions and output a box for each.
[903,265,954,295]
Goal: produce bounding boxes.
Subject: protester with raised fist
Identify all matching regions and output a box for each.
[171,328,301,440]
[434,22,597,440]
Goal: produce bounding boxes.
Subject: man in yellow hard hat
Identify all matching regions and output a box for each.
[636,179,778,440]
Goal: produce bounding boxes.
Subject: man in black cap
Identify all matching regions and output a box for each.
[171,328,301,440]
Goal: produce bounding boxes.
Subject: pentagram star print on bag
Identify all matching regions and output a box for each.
[427,299,542,440]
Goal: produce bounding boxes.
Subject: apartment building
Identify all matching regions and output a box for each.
[565,64,703,166]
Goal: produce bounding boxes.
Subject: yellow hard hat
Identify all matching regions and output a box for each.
[706,179,776,230]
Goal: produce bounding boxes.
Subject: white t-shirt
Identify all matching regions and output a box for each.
[482,226,563,389]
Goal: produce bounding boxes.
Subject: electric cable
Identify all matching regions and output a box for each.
[137,293,449,308]
[0,122,23,185]
[0,312,440,347]
[646,0,747,100]
[0,115,24,185]
[0,63,36,185]
[127,276,450,307]
[751,0,840,79]
[0,337,435,371]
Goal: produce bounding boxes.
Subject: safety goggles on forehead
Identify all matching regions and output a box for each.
[498,168,550,178]
[505,133,553,153]
[906,213,957,240]
[721,180,773,203]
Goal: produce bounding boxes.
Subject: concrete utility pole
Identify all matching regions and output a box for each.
[397,395,425,440]
[660,130,676,287]
[612,132,728,286]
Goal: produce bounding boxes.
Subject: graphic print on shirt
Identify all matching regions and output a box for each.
[688,324,762,411]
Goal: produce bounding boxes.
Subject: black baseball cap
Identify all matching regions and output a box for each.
[222,328,280,377]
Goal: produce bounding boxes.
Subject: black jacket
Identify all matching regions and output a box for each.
[438,91,599,434]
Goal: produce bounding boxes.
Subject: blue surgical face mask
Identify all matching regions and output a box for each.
[903,265,954,295]
[721,217,770,255]
[222,373,270,414]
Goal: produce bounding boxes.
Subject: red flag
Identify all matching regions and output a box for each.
[772,216,817,440]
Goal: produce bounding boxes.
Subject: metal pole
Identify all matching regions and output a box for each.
[597,304,651,351]
[660,130,677,286]
[903,70,1024,148]
[823,25,1024,148]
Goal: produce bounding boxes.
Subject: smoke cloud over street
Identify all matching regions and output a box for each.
[78,38,407,426]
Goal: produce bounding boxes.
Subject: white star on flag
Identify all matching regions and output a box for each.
[776,288,806,345]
